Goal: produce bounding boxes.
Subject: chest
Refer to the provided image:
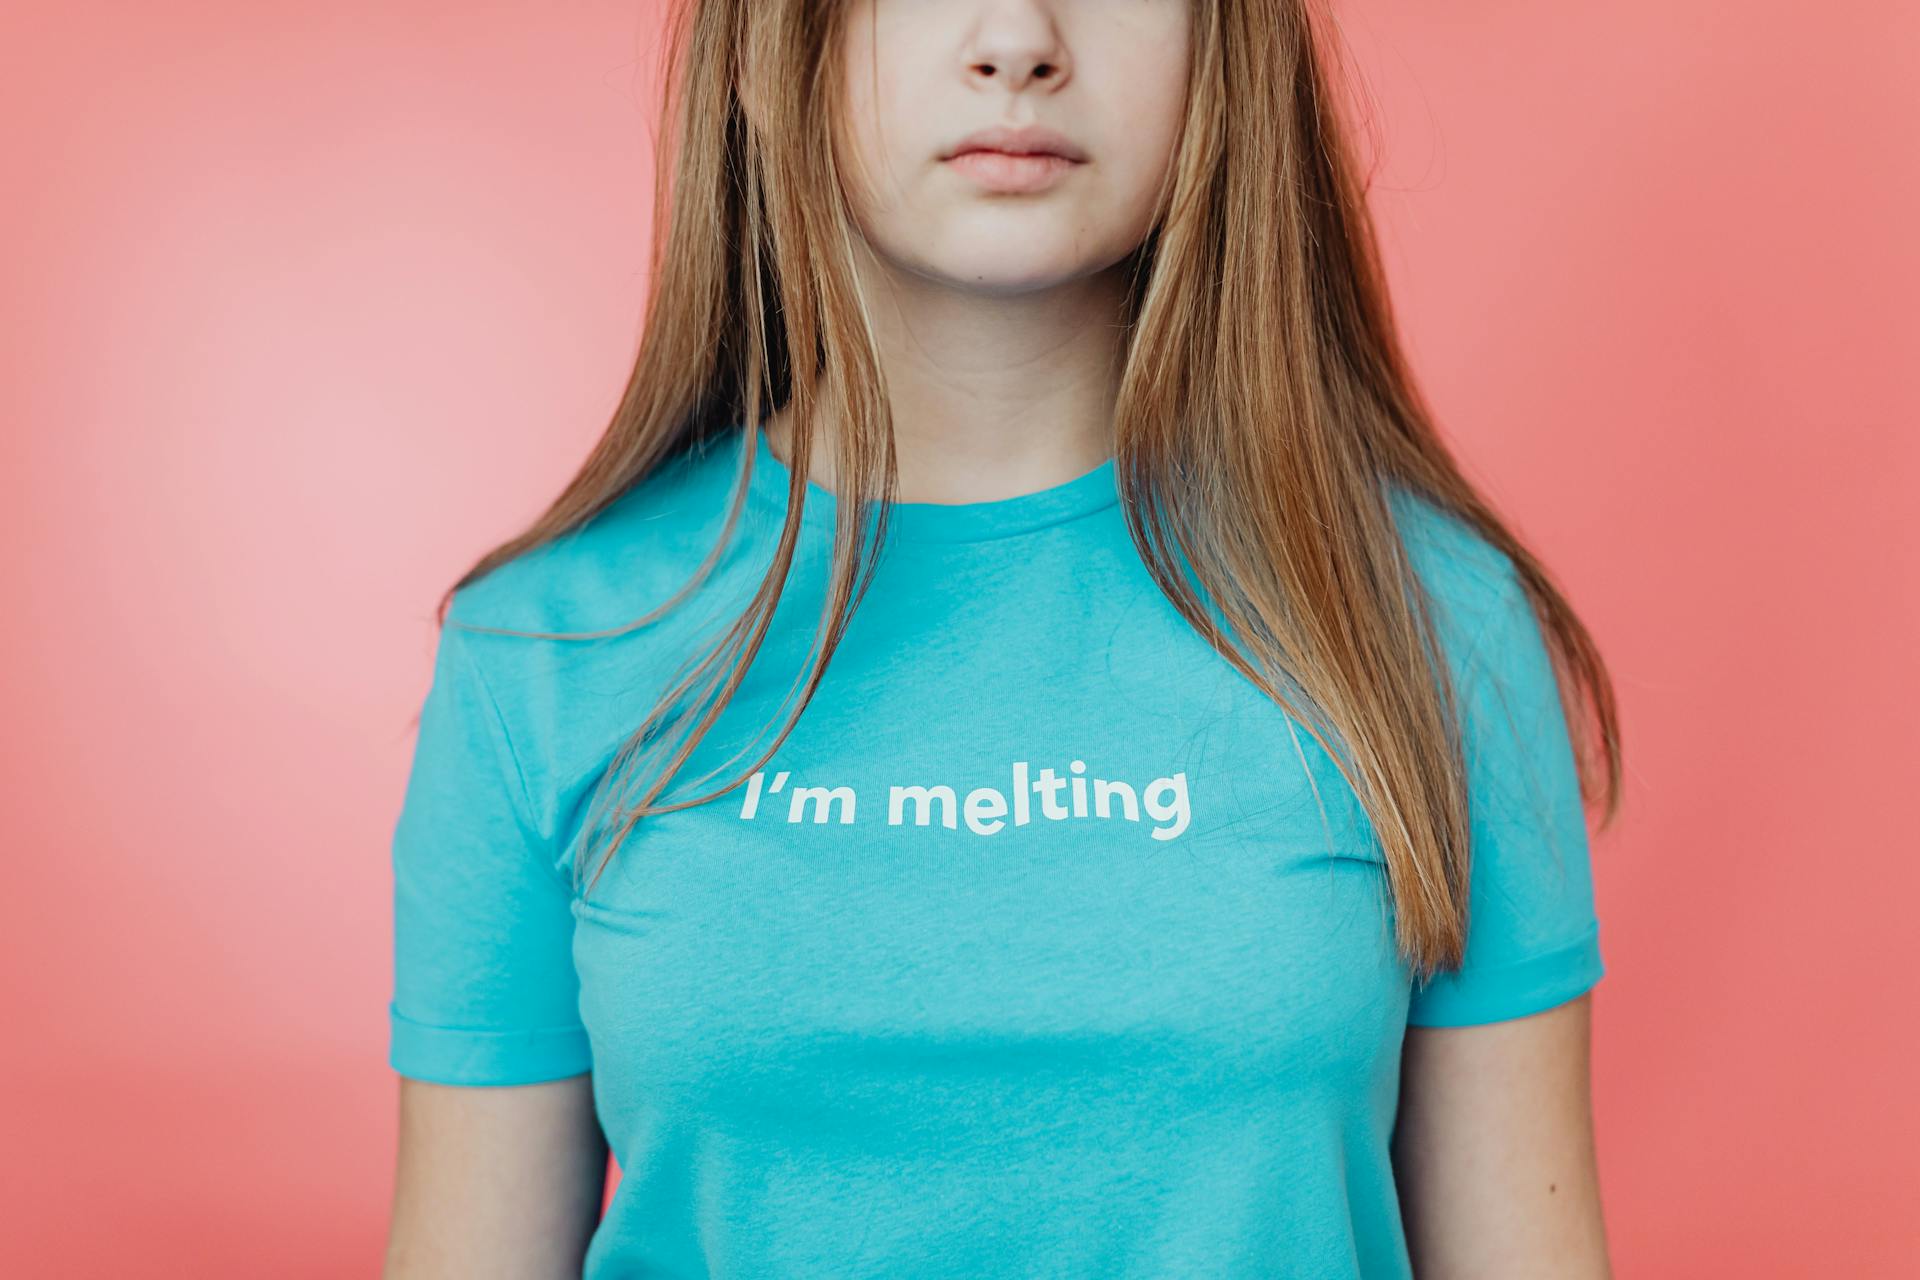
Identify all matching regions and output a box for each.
[563,593,1415,1146]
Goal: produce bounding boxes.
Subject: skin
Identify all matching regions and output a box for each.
[386,4,1612,1276]
[764,0,1191,499]
[384,1074,603,1278]
[1396,994,1613,1277]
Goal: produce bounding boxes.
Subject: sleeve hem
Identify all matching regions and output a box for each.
[388,1002,593,1086]
[1406,923,1605,1027]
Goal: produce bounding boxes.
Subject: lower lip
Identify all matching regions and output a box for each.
[943,150,1081,194]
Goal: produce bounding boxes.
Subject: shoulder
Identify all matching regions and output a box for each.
[422,430,764,800]
[1383,482,1528,656]
[445,429,756,638]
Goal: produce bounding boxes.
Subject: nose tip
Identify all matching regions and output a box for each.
[956,0,1072,90]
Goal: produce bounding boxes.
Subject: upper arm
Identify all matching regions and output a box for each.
[386,1074,608,1280]
[384,606,606,1271]
[1393,996,1609,1279]
[388,615,593,1085]
[1394,539,1613,1274]
[1405,555,1605,1028]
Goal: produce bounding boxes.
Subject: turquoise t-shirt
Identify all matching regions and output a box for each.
[387,425,1604,1277]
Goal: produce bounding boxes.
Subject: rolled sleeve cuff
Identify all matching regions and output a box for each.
[388,1002,594,1085]
[1406,923,1605,1027]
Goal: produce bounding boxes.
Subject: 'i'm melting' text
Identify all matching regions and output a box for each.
[739,760,1192,841]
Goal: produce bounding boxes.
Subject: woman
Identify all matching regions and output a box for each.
[383,1,1622,1276]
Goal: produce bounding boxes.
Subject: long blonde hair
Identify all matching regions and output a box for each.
[438,0,1622,979]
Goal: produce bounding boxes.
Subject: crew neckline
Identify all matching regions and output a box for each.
[742,426,1119,544]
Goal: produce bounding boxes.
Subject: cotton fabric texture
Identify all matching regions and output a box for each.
[388,427,1605,1278]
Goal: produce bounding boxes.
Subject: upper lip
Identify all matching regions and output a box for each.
[943,124,1088,163]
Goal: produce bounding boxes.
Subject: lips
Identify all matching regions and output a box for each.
[942,123,1088,163]
[940,123,1088,195]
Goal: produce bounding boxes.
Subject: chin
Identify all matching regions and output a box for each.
[904,241,1115,296]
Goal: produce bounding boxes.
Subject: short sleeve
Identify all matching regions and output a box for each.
[387,618,593,1084]
[1406,563,1606,1026]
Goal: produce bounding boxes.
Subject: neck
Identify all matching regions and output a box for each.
[763,240,1131,504]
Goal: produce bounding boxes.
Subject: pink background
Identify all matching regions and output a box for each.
[3,2,1914,1274]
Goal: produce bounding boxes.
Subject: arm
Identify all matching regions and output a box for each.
[384,607,605,1276]
[1392,992,1611,1279]
[384,1073,608,1279]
